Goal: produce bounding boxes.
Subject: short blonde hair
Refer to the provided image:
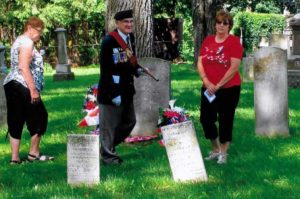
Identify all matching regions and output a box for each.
[24,16,44,32]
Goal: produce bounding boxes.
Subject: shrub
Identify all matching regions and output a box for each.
[232,12,286,55]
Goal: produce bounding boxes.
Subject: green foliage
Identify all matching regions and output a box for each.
[0,0,105,65]
[232,12,286,54]
[255,2,281,14]
[226,0,283,12]
[181,16,193,62]
[1,64,300,198]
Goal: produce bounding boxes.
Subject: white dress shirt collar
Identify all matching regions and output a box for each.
[117,29,129,43]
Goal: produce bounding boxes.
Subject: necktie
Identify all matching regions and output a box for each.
[126,36,132,50]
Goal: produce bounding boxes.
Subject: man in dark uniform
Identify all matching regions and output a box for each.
[97,10,142,165]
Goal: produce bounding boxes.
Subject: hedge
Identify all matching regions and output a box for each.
[232,12,286,55]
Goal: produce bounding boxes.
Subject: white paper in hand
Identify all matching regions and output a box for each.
[204,89,216,103]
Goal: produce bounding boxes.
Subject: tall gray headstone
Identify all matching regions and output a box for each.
[290,13,300,55]
[131,57,171,136]
[53,28,75,81]
[67,134,100,185]
[287,14,300,87]
[0,73,7,126]
[0,45,7,73]
[242,56,254,82]
[254,47,289,136]
[0,45,7,126]
[161,121,208,182]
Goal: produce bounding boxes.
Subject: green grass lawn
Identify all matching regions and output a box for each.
[0,63,299,199]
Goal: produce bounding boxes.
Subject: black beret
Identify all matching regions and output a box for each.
[114,10,133,20]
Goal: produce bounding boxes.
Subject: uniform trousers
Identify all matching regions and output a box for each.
[200,85,240,143]
[99,102,136,163]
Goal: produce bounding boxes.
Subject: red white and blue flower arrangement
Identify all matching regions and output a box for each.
[78,84,100,135]
[157,100,190,146]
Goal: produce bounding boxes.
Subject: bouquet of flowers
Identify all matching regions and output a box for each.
[157,100,190,146]
[78,84,100,134]
[157,100,190,128]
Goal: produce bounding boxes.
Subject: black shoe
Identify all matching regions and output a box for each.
[102,157,123,165]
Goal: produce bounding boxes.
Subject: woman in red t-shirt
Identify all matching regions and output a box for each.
[197,10,243,164]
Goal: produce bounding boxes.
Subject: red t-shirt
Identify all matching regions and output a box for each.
[199,35,243,88]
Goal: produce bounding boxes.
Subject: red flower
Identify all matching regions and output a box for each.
[85,101,96,110]
[163,110,180,118]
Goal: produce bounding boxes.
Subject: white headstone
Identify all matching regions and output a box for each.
[132,57,171,136]
[67,134,100,185]
[161,121,208,182]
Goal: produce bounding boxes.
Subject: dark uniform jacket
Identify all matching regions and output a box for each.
[97,29,139,106]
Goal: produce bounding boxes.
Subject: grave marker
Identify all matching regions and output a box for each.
[161,121,208,182]
[67,134,100,185]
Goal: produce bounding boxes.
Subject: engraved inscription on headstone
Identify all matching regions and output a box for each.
[254,47,289,136]
[131,57,171,136]
[161,121,208,182]
[67,134,100,185]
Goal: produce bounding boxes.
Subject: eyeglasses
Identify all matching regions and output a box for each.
[32,27,43,34]
[216,21,230,26]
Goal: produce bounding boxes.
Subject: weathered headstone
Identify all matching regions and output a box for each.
[287,13,300,88]
[258,36,269,47]
[67,134,100,185]
[0,73,7,126]
[131,57,171,136]
[288,70,300,88]
[0,45,7,126]
[161,121,208,182]
[290,13,300,55]
[254,47,289,136]
[269,34,289,50]
[53,28,75,81]
[242,56,254,82]
[0,45,7,73]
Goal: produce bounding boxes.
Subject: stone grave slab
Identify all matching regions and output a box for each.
[161,121,208,182]
[67,134,100,185]
[254,47,289,136]
[0,74,7,126]
[131,57,171,136]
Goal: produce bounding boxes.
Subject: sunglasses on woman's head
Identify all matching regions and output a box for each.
[216,21,229,26]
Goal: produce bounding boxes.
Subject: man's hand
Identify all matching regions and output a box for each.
[112,95,121,106]
[137,67,147,76]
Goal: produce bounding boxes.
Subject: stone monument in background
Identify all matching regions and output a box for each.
[131,57,171,136]
[67,134,100,185]
[53,28,75,81]
[253,47,289,136]
[288,13,300,87]
[242,56,254,82]
[0,44,7,126]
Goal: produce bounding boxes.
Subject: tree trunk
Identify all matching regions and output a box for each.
[134,0,153,57]
[105,0,153,57]
[192,0,220,66]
